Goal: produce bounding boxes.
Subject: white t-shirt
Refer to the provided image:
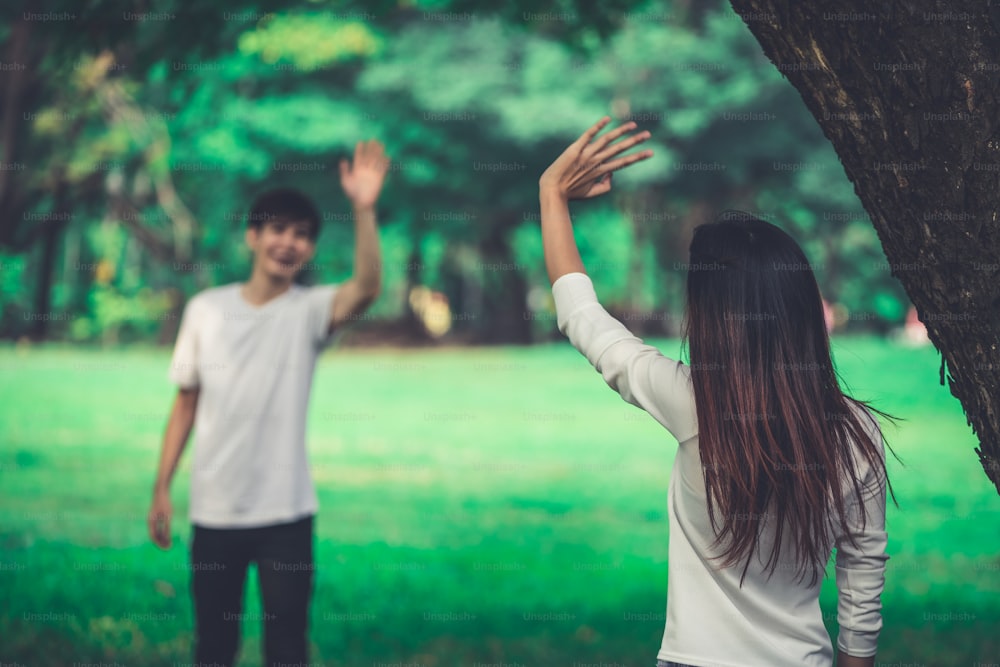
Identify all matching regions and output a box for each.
[552,272,888,667]
[168,282,338,528]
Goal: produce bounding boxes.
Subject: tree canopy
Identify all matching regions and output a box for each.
[1,0,906,346]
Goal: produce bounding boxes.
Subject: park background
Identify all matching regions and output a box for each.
[1,0,997,665]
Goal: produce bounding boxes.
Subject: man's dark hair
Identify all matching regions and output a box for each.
[247,188,322,240]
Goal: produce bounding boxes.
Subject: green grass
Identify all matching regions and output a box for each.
[1,338,998,666]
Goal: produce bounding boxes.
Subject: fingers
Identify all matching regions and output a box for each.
[590,148,654,179]
[581,119,652,174]
[349,140,390,173]
[368,140,389,173]
[592,129,651,164]
[148,505,171,548]
[581,120,638,160]
[149,516,165,547]
[362,140,383,161]
[572,120,653,179]
[584,173,613,198]
[158,521,171,548]
[573,116,611,149]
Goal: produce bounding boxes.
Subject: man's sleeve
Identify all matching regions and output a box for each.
[168,297,201,389]
[552,272,698,443]
[306,284,340,350]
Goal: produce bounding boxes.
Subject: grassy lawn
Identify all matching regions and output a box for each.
[1,337,997,666]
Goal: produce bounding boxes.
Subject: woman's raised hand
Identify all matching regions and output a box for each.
[539,117,653,200]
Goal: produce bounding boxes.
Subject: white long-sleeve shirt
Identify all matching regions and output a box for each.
[552,272,888,667]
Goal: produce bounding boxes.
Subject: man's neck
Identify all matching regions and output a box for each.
[241,270,294,306]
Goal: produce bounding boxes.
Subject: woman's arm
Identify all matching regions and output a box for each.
[539,116,652,284]
[833,454,889,663]
[539,188,585,283]
[538,120,697,443]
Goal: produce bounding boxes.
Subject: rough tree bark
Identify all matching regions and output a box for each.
[728,0,1000,493]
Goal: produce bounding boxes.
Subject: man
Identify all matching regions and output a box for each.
[148,140,389,667]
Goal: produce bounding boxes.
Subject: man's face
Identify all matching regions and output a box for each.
[246,219,316,280]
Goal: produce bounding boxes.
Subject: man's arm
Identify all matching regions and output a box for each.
[148,387,199,549]
[329,140,389,332]
[329,203,381,331]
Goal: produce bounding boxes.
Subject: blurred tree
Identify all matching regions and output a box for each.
[1,0,913,346]
[352,3,905,340]
[0,0,296,339]
[728,0,1000,490]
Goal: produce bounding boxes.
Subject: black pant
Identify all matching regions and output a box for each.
[190,515,314,667]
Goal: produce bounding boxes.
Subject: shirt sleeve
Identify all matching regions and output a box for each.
[551,272,698,443]
[834,419,890,658]
[168,296,201,389]
[305,284,339,350]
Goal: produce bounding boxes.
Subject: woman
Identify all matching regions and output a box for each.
[539,117,892,667]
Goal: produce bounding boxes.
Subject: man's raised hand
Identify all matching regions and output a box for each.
[339,140,390,210]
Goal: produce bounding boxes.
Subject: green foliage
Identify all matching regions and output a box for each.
[72,286,174,343]
[238,13,382,69]
[230,93,372,153]
[1,0,914,342]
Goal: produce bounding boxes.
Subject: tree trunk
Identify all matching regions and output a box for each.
[403,241,427,336]
[29,181,69,341]
[0,8,39,249]
[477,214,532,344]
[728,0,1000,493]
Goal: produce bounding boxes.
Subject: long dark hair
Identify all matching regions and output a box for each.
[682,211,896,586]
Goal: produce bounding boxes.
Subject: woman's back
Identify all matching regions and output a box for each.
[661,399,888,666]
[552,268,889,667]
[537,124,890,667]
